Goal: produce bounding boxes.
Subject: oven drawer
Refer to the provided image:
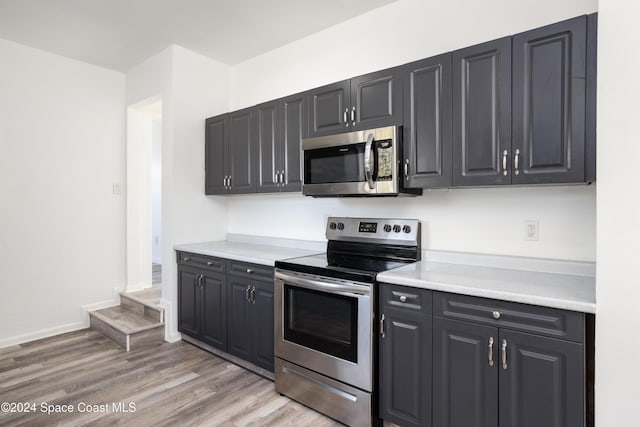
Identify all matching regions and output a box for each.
[433,291,584,342]
[176,251,225,273]
[380,283,432,315]
[227,260,274,281]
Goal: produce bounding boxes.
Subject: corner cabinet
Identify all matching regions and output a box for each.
[402,53,453,188]
[205,108,256,195]
[177,252,275,372]
[307,67,402,137]
[432,292,585,427]
[378,284,433,427]
[256,92,306,193]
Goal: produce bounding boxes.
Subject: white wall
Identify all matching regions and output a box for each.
[0,38,125,346]
[595,0,640,424]
[126,45,231,341]
[228,0,598,262]
[151,118,162,264]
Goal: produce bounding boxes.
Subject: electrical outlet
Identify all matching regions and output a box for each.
[524,220,539,241]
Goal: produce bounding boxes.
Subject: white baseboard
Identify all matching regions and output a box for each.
[0,321,87,349]
[81,299,120,313]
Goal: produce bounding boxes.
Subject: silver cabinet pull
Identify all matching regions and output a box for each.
[404,159,409,179]
[399,295,407,302]
[207,261,214,266]
[502,339,508,369]
[379,314,385,338]
[246,285,251,302]
[250,286,256,304]
[274,171,278,184]
[228,175,232,188]
[344,109,349,127]
[502,150,508,176]
[514,149,520,176]
[280,171,285,185]
[197,274,203,289]
[351,106,356,127]
[183,256,191,262]
[246,268,253,274]
[492,311,501,320]
[488,337,494,367]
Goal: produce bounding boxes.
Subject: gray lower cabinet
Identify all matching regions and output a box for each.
[177,258,227,351]
[432,292,585,427]
[177,252,274,372]
[379,284,432,427]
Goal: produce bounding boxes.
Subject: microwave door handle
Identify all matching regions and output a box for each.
[364,133,375,190]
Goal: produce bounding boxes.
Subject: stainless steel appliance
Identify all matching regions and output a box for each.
[274,217,421,426]
[301,126,422,197]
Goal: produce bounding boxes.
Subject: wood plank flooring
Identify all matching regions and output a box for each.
[0,330,341,426]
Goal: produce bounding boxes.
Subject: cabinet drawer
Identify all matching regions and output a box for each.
[227,260,274,282]
[380,283,432,315]
[433,292,583,342]
[176,251,225,273]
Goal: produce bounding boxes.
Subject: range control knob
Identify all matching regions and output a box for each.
[329,222,337,230]
[393,225,401,233]
[403,225,412,233]
[337,222,345,230]
[383,224,392,233]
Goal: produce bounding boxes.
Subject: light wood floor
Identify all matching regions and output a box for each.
[0,330,342,426]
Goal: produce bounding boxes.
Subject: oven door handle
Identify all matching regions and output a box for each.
[275,270,371,296]
[364,133,375,190]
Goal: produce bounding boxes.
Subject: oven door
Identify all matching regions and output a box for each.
[274,269,373,391]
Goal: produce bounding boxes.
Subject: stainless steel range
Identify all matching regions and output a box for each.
[274,217,421,427]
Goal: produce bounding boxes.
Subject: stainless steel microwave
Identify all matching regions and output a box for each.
[301,126,421,197]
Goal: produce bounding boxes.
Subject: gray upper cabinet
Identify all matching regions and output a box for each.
[403,53,453,188]
[205,114,228,195]
[307,80,351,137]
[205,108,256,195]
[228,107,256,194]
[257,93,306,193]
[453,37,512,186]
[307,67,402,138]
[512,16,587,184]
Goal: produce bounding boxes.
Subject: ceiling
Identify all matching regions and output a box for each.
[0,0,395,72]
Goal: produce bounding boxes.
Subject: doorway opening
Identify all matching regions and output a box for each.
[126,97,162,292]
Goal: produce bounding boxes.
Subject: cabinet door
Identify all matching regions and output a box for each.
[226,277,252,360]
[403,54,452,188]
[453,37,512,186]
[177,266,200,337]
[205,115,228,195]
[433,317,498,427]
[228,108,256,194]
[499,329,584,427]
[281,93,305,192]
[512,16,586,184]
[256,101,281,193]
[379,306,432,427]
[351,67,402,130]
[251,280,275,371]
[307,80,351,137]
[199,271,227,351]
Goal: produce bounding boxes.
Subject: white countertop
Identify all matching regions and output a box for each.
[173,234,324,266]
[377,252,596,313]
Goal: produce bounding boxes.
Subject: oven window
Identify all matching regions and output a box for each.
[304,143,365,184]
[284,285,358,363]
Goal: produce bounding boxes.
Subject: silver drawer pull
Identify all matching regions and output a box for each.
[246,268,253,274]
[399,295,407,302]
[380,314,385,338]
[207,261,214,266]
[492,311,501,320]
[183,256,191,262]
